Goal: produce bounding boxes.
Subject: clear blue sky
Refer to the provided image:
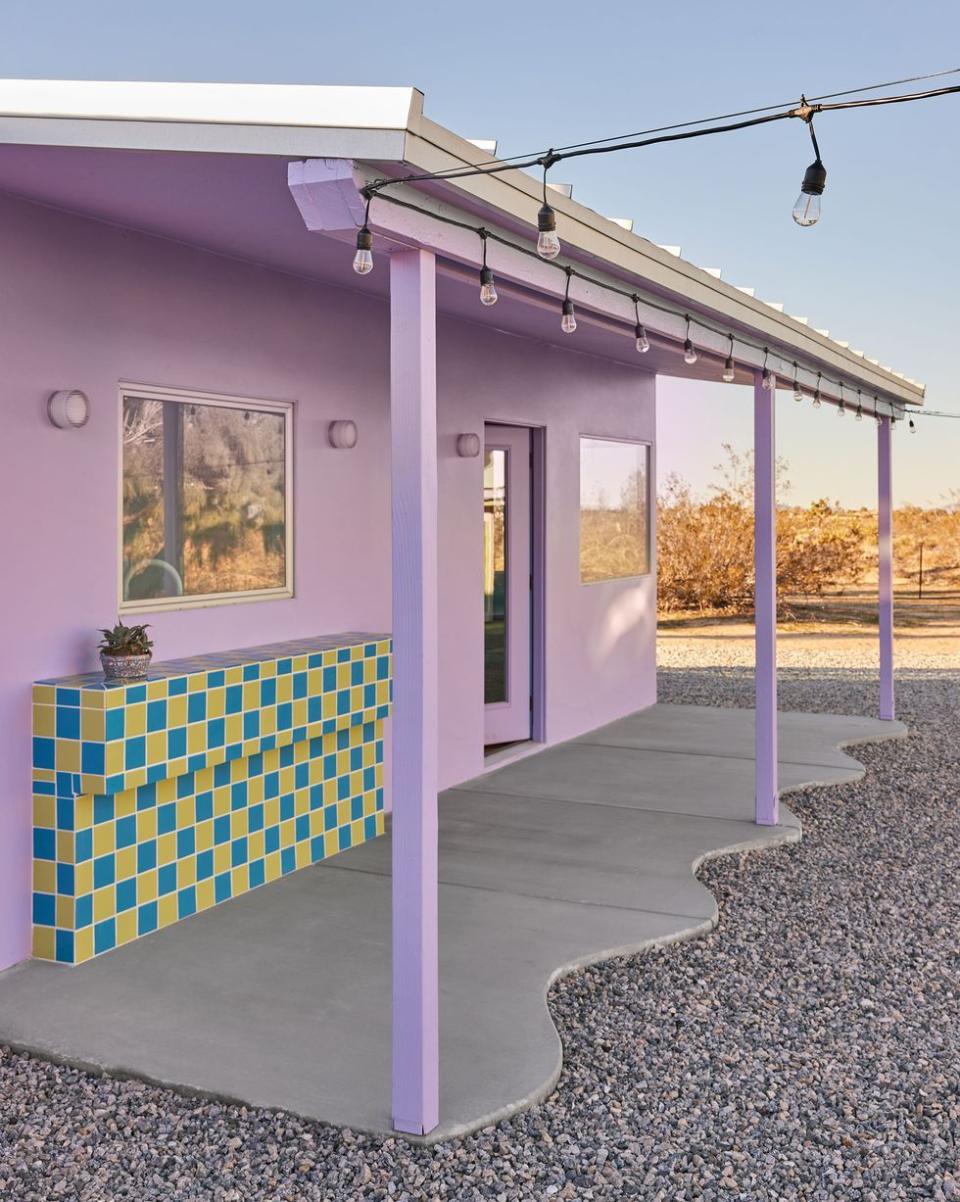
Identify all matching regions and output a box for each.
[3,0,958,506]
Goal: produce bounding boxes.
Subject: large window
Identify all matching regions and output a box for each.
[579,437,650,583]
[121,386,293,610]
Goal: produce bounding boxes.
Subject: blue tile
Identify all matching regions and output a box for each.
[137,782,157,809]
[277,658,292,676]
[177,772,195,799]
[56,862,75,895]
[214,872,232,904]
[280,847,296,875]
[248,859,265,889]
[125,737,146,770]
[188,693,207,723]
[265,771,280,799]
[248,803,264,833]
[157,802,176,836]
[323,666,337,692]
[259,678,276,707]
[33,737,55,771]
[126,684,147,704]
[56,797,75,831]
[243,711,260,740]
[137,840,157,872]
[338,825,352,851]
[32,893,55,926]
[207,670,225,688]
[242,663,260,681]
[76,894,93,929]
[56,706,80,740]
[277,702,292,731]
[310,835,324,863]
[364,814,378,841]
[265,825,280,854]
[187,753,207,773]
[324,805,337,831]
[93,919,116,955]
[231,837,248,867]
[213,815,230,845]
[351,795,364,821]
[337,775,350,801]
[176,827,195,858]
[93,796,113,825]
[351,661,364,686]
[307,697,322,723]
[280,794,295,822]
[196,849,214,881]
[177,887,197,919]
[93,855,115,889]
[295,815,309,842]
[147,699,167,731]
[158,864,177,896]
[116,815,136,849]
[214,761,232,787]
[105,709,125,741]
[207,717,225,748]
[195,791,213,822]
[293,672,308,699]
[56,687,81,708]
[231,781,248,810]
[295,762,309,789]
[33,828,56,861]
[116,878,137,912]
[75,828,92,863]
[56,930,75,963]
[167,727,187,759]
[138,901,158,935]
[225,685,243,714]
[167,676,188,696]
[280,744,294,768]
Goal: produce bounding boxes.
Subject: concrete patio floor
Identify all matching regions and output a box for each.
[0,703,906,1141]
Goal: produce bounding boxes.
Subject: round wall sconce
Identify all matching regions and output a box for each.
[328,419,358,449]
[47,390,90,430]
[456,433,481,458]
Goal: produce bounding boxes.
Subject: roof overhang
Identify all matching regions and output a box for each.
[0,78,925,414]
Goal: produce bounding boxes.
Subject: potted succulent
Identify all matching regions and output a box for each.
[99,621,154,682]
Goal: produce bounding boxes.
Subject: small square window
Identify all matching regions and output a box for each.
[121,387,293,610]
[579,437,650,583]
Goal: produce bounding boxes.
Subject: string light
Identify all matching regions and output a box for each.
[837,382,846,417]
[909,418,917,433]
[792,362,803,401]
[363,188,917,426]
[478,231,498,306]
[760,349,773,390]
[561,268,577,333]
[855,389,864,421]
[536,156,561,260]
[875,396,883,426]
[792,107,827,226]
[683,317,699,364]
[723,335,736,383]
[352,198,374,275]
[633,296,651,353]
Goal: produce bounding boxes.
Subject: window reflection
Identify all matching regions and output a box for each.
[483,448,508,703]
[579,438,650,583]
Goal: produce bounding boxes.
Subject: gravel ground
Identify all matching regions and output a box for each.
[2,641,958,1200]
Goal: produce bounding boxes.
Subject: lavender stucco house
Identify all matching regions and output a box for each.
[0,79,918,1138]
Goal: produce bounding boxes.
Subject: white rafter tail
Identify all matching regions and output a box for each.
[466,139,498,154]
[608,217,634,231]
[703,267,722,278]
[657,244,682,257]
[736,286,756,297]
[546,182,573,198]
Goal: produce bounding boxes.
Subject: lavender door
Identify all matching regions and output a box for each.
[483,424,532,747]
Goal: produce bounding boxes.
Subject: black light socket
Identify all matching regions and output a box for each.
[538,203,557,233]
[801,159,827,196]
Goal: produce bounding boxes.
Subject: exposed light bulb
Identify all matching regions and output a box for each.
[479,265,498,307]
[635,324,650,354]
[792,159,826,227]
[812,391,822,408]
[793,379,803,402]
[909,418,917,434]
[561,298,577,334]
[537,203,560,259]
[722,356,736,383]
[683,338,698,365]
[837,401,846,417]
[761,367,773,390]
[855,403,863,421]
[352,225,374,275]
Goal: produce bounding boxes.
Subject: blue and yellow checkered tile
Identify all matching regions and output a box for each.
[32,635,391,965]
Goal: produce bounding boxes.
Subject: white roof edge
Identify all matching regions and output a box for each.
[0,78,422,131]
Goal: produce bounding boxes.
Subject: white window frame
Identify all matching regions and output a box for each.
[578,434,652,584]
[118,381,295,613]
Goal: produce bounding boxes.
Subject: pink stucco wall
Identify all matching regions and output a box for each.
[0,192,655,969]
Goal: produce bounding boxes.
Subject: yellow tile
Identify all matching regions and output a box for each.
[351,818,364,844]
[322,694,336,720]
[116,910,137,946]
[248,830,264,861]
[207,688,225,719]
[241,739,258,758]
[323,780,337,807]
[230,811,247,839]
[75,797,95,829]
[350,770,363,795]
[93,886,115,922]
[264,798,279,827]
[243,682,258,710]
[229,758,247,784]
[126,768,147,792]
[58,739,80,773]
[195,766,214,793]
[336,665,350,689]
[196,820,214,852]
[231,866,247,895]
[138,870,157,903]
[225,666,242,684]
[105,688,127,708]
[146,732,166,765]
[309,811,323,837]
[294,789,309,816]
[115,791,136,820]
[363,791,377,817]
[33,768,56,784]
[125,703,146,737]
[206,746,226,770]
[33,795,56,827]
[178,857,197,888]
[295,841,309,869]
[214,844,231,874]
[176,798,194,829]
[55,895,74,928]
[293,699,308,727]
[149,778,171,806]
[279,818,295,847]
[188,673,206,693]
[292,655,308,673]
[186,724,204,756]
[105,743,125,777]
[294,740,309,764]
[75,861,93,895]
[136,809,158,841]
[259,660,276,679]
[158,895,178,929]
[308,669,322,696]
[264,852,282,882]
[116,847,136,881]
[276,675,293,703]
[168,696,187,727]
[75,928,94,964]
[56,830,74,861]
[92,825,114,857]
[33,705,56,738]
[278,766,294,794]
[33,684,56,705]
[213,786,230,816]
[225,715,242,745]
[351,686,363,711]
[247,775,264,806]
[324,830,339,859]
[80,708,105,742]
[33,860,56,892]
[32,926,55,960]
[196,879,215,911]
[157,833,177,866]
[147,679,168,700]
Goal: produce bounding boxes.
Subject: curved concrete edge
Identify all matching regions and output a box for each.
[412,717,908,1145]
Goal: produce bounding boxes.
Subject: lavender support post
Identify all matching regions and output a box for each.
[754,372,778,825]
[878,415,895,721]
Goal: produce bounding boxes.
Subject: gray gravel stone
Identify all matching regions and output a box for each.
[1,656,957,1200]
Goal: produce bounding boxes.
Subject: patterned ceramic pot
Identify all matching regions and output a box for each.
[100,652,152,682]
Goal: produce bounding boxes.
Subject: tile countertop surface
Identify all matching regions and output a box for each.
[36,633,391,689]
